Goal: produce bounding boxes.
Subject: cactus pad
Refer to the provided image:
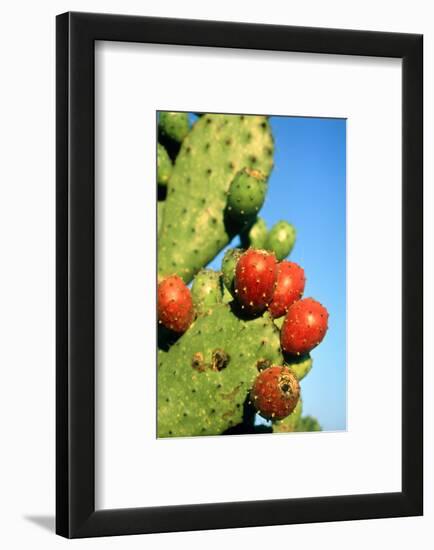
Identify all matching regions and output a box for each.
[157,143,172,186]
[158,114,274,283]
[157,303,283,437]
[191,269,224,315]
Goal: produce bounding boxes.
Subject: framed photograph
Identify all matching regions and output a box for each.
[56,12,423,538]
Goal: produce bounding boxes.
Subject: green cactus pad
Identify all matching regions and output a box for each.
[222,285,234,304]
[158,114,274,283]
[266,220,296,260]
[221,247,243,296]
[227,168,268,222]
[295,415,322,432]
[158,112,190,143]
[191,269,223,315]
[240,216,268,249]
[157,143,172,186]
[284,354,313,381]
[273,316,284,330]
[157,304,283,437]
[157,201,165,236]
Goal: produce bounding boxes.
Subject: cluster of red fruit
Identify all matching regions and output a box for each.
[157,248,329,422]
[234,248,329,356]
[157,248,329,356]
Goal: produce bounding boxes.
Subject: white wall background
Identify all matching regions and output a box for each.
[0,0,431,548]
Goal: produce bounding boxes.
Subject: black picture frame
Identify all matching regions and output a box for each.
[56,11,423,538]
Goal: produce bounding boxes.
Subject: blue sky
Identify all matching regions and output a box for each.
[199,114,347,432]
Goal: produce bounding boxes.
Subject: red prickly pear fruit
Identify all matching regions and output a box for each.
[234,249,277,314]
[157,275,194,333]
[281,298,329,355]
[268,261,306,319]
[250,365,300,420]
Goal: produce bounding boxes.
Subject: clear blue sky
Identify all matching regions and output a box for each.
[192,114,347,432]
[266,116,347,431]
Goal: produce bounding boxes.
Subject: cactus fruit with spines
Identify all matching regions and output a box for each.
[240,218,296,262]
[250,366,300,420]
[241,216,268,249]
[157,275,194,334]
[227,168,268,222]
[266,220,297,261]
[268,261,306,318]
[281,297,329,355]
[272,399,302,433]
[234,249,277,314]
[156,112,327,437]
[222,248,243,297]
[158,112,190,143]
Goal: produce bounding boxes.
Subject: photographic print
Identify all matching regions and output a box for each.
[157,111,346,438]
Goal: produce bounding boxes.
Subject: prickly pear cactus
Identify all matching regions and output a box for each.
[158,114,274,283]
[156,112,325,438]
